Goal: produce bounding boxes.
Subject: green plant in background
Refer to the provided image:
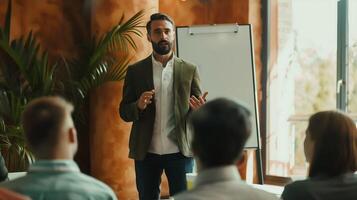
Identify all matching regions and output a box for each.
[0,0,57,171]
[0,0,145,172]
[61,10,145,173]
[62,10,144,131]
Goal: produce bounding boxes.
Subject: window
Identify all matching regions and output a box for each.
[265,0,351,178]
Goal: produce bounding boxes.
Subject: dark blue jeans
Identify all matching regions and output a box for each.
[135,152,193,200]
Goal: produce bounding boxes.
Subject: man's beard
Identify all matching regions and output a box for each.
[151,40,172,55]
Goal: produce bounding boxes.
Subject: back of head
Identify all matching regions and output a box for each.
[22,96,74,158]
[190,98,251,168]
[308,110,357,177]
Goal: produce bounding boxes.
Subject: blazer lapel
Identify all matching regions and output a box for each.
[168,57,182,141]
[173,57,182,103]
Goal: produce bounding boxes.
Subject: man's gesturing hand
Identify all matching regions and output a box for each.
[137,90,155,110]
[189,91,208,111]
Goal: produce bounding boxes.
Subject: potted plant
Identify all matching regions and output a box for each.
[0,0,56,171]
[0,0,145,172]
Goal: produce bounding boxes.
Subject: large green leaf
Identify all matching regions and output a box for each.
[67,10,145,84]
[90,10,145,67]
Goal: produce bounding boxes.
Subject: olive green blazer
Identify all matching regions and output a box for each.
[119,55,202,160]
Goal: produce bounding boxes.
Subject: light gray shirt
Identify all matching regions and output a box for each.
[174,165,278,200]
[0,160,117,200]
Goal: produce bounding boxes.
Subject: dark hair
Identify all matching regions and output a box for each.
[146,13,174,34]
[307,111,357,177]
[190,98,251,167]
[22,96,73,153]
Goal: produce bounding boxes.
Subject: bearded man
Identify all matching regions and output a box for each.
[119,13,207,200]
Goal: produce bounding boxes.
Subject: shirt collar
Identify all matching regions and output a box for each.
[29,160,80,173]
[151,53,175,68]
[194,165,241,187]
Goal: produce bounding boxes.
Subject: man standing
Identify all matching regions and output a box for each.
[119,13,207,200]
[0,96,117,200]
[174,98,278,200]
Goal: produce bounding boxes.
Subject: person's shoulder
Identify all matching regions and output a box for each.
[0,175,30,189]
[174,183,227,200]
[345,173,357,183]
[174,189,206,200]
[75,173,117,198]
[175,57,197,69]
[174,181,278,200]
[128,56,151,70]
[281,179,311,200]
[0,179,16,189]
[1,173,117,199]
[77,173,111,188]
[245,185,278,200]
[284,179,311,191]
[230,182,278,200]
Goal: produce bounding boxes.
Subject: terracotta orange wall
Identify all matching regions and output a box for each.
[0,0,92,172]
[0,0,88,60]
[159,0,249,25]
[89,1,158,199]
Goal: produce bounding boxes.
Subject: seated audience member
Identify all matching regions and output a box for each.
[0,153,8,182]
[0,96,117,200]
[282,111,357,200]
[0,188,30,200]
[174,98,278,200]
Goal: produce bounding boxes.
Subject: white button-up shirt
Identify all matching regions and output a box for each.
[148,55,179,155]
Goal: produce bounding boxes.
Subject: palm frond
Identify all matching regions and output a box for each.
[31,52,56,96]
[105,56,132,81]
[0,29,57,98]
[62,10,144,105]
[88,9,145,70]
[75,54,132,97]
[0,91,26,125]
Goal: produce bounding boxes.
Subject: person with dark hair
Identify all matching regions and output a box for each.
[174,98,278,200]
[0,96,117,200]
[0,152,8,182]
[119,12,207,199]
[282,111,357,200]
